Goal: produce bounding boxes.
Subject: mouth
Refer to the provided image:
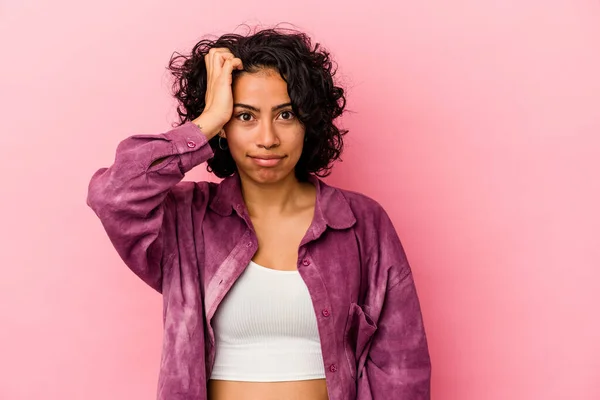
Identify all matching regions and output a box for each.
[248,154,286,167]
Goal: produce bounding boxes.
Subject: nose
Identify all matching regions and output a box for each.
[256,120,279,149]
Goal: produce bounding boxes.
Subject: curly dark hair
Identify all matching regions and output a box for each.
[167,26,348,181]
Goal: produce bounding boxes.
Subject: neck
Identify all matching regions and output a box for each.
[239,172,307,217]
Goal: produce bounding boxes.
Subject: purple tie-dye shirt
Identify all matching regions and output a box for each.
[86,121,431,400]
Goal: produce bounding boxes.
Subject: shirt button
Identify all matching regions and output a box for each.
[329,364,338,373]
[322,309,330,317]
[246,242,252,247]
[302,259,310,266]
[186,140,196,148]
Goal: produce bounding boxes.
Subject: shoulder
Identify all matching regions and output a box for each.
[329,184,410,289]
[325,183,405,254]
[333,185,411,283]
[318,180,400,240]
[333,186,392,226]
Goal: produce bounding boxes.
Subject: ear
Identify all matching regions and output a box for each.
[218,128,227,139]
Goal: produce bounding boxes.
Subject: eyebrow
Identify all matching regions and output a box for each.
[233,102,292,112]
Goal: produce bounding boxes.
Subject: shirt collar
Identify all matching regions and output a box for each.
[209,173,356,231]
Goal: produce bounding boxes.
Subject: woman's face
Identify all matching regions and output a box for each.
[222,68,305,185]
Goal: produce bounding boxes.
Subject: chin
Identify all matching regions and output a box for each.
[244,167,295,185]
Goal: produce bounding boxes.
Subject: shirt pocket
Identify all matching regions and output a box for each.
[344,302,378,380]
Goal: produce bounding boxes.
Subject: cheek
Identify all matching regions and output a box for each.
[229,144,247,163]
[291,134,306,158]
[293,142,304,160]
[224,133,247,157]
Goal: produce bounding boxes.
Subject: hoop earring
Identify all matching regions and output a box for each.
[218,135,228,151]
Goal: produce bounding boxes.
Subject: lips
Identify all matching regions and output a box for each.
[250,155,284,160]
[248,154,285,167]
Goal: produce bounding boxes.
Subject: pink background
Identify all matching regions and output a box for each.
[1,1,599,399]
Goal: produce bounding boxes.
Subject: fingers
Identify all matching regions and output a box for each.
[222,57,244,76]
[206,48,232,73]
[201,47,244,125]
[212,51,233,76]
[205,48,225,83]
[206,48,243,77]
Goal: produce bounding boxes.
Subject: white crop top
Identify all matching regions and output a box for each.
[209,260,326,382]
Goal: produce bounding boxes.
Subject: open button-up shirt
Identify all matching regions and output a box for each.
[86,121,431,400]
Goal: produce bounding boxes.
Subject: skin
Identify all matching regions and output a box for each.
[194,49,328,400]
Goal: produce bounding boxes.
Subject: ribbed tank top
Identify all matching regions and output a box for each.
[209,260,326,382]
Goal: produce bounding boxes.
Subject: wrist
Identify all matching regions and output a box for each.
[192,113,224,140]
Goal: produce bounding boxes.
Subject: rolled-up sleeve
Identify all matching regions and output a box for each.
[86,122,214,292]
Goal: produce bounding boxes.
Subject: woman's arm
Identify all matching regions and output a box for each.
[359,269,431,399]
[86,49,243,292]
[358,210,431,399]
[86,118,216,292]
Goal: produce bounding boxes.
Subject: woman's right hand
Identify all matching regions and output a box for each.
[193,48,244,139]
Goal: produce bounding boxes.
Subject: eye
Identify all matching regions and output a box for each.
[279,110,295,120]
[236,112,254,122]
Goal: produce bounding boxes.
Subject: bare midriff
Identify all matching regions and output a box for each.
[207,379,329,400]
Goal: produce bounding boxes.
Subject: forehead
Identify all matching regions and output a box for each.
[232,69,290,103]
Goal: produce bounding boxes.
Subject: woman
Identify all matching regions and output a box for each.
[87,27,431,400]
